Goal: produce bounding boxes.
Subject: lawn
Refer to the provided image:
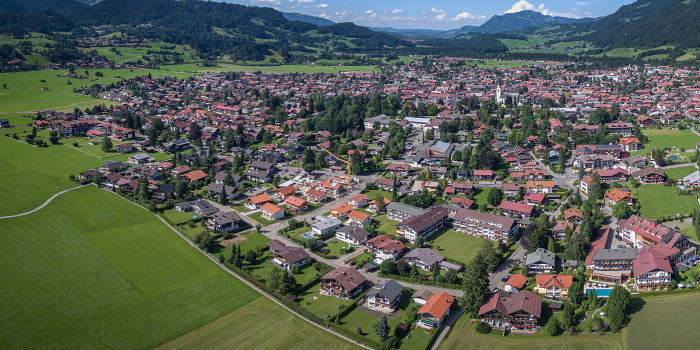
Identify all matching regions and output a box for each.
[160,63,379,74]
[320,238,353,258]
[0,134,104,216]
[643,128,700,152]
[297,282,353,319]
[632,184,698,219]
[0,186,261,349]
[365,189,393,201]
[429,229,487,265]
[248,211,279,225]
[160,208,202,225]
[156,297,358,350]
[438,316,624,350]
[664,166,697,180]
[375,214,399,236]
[473,187,493,206]
[625,293,700,350]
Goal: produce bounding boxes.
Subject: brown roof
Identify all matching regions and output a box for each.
[321,267,366,292]
[478,290,542,318]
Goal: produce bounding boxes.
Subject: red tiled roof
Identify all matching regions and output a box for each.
[418,292,454,320]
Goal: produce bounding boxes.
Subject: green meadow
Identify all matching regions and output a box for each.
[160,63,379,74]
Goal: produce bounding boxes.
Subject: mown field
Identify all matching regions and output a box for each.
[0,186,260,349]
[157,297,359,350]
[632,184,698,219]
[625,293,700,350]
[0,68,192,114]
[643,128,700,151]
[438,317,624,350]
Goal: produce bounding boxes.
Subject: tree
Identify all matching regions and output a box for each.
[561,301,578,332]
[586,289,599,310]
[188,123,202,140]
[444,268,458,284]
[487,188,504,207]
[476,322,492,334]
[229,245,242,267]
[459,260,489,316]
[569,281,584,306]
[49,130,59,144]
[101,136,113,153]
[590,316,605,333]
[244,250,257,264]
[605,286,630,332]
[546,317,562,336]
[380,259,398,275]
[612,201,633,219]
[193,231,214,252]
[476,240,499,272]
[175,180,188,199]
[374,315,389,342]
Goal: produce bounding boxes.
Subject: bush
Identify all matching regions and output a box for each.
[476,322,492,334]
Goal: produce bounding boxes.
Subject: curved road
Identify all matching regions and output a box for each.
[0,185,89,219]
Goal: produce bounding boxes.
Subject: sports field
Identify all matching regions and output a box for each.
[157,297,358,350]
[0,186,260,349]
[625,293,700,350]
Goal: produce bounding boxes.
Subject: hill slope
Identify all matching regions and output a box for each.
[473,10,594,33]
[0,0,86,15]
[282,12,333,27]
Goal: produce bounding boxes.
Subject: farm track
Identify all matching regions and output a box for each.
[0,184,89,219]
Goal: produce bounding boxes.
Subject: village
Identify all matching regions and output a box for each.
[12,56,700,347]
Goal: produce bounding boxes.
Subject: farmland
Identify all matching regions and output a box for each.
[643,128,700,152]
[0,186,261,349]
[625,293,700,350]
[157,297,359,350]
[160,63,380,74]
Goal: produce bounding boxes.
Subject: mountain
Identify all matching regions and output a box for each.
[443,25,478,36]
[472,10,594,34]
[368,27,443,35]
[282,12,333,27]
[0,0,86,15]
[561,0,700,49]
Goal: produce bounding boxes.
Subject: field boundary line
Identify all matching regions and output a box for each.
[0,184,89,219]
[99,187,372,350]
[63,144,104,159]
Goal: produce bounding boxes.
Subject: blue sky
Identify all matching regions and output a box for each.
[223,0,634,29]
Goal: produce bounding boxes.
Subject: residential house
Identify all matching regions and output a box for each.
[633,167,666,184]
[206,183,237,200]
[346,210,371,227]
[524,181,556,194]
[260,203,285,221]
[412,289,434,305]
[387,163,411,176]
[534,275,573,299]
[526,248,556,274]
[284,196,308,212]
[366,280,404,313]
[330,203,354,218]
[416,292,455,329]
[397,206,450,243]
[335,226,369,246]
[311,216,343,236]
[404,248,445,271]
[473,170,494,181]
[605,189,633,206]
[564,208,584,223]
[182,170,208,183]
[247,193,272,209]
[206,211,242,233]
[593,168,630,183]
[386,202,426,222]
[499,200,535,219]
[174,199,218,216]
[452,208,518,241]
[349,194,370,208]
[320,267,367,298]
[504,274,529,293]
[634,244,674,291]
[551,221,575,241]
[478,290,542,331]
[268,239,310,272]
[678,170,700,188]
[273,185,297,201]
[367,235,407,263]
[305,188,328,204]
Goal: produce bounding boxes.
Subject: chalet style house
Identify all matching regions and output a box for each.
[534,275,572,299]
[205,211,242,233]
[478,290,542,331]
[634,245,674,291]
[416,292,455,329]
[320,267,367,298]
[526,249,556,274]
[366,235,407,263]
[268,239,310,272]
[366,280,403,313]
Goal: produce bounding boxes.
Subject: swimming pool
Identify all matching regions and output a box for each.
[668,154,683,161]
[301,232,314,239]
[586,288,613,297]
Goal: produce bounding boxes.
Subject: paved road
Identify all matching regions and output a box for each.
[429,308,465,350]
[0,185,90,219]
[661,162,697,170]
[488,246,526,290]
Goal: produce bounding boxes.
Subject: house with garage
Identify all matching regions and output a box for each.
[366,280,404,313]
[404,248,445,271]
[335,226,369,246]
[311,216,343,236]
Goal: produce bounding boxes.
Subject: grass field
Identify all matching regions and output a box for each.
[632,184,698,218]
[664,166,697,180]
[430,229,486,265]
[298,281,352,319]
[374,214,399,236]
[0,135,104,216]
[160,63,379,74]
[0,186,261,349]
[643,128,700,151]
[157,297,358,350]
[473,187,493,206]
[0,69,192,114]
[625,293,700,350]
[438,317,624,350]
[463,60,541,69]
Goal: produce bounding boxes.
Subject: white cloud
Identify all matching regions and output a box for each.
[390,9,403,14]
[431,7,485,22]
[315,3,328,8]
[454,12,481,20]
[365,10,374,14]
[296,0,316,3]
[252,0,282,4]
[504,0,580,18]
